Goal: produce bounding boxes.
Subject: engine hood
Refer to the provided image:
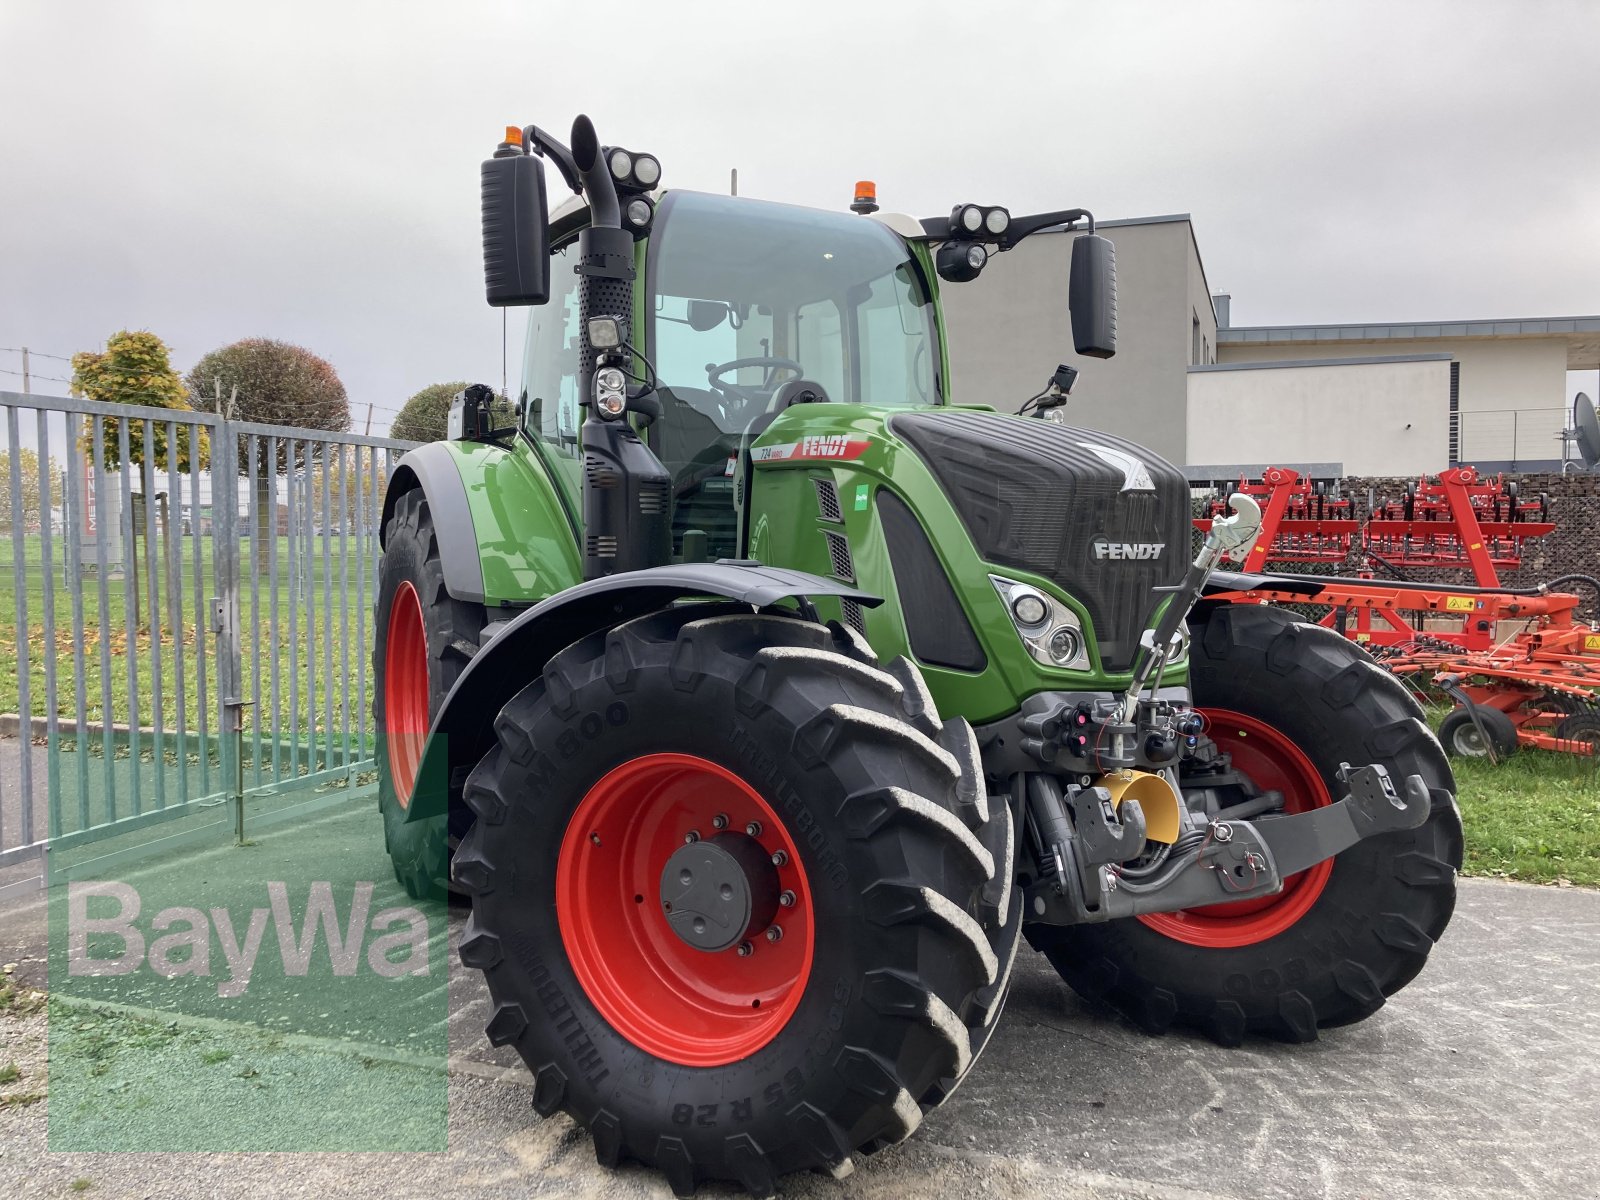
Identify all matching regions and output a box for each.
[888,409,1191,671]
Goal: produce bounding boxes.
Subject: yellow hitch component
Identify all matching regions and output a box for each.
[1096,769,1184,845]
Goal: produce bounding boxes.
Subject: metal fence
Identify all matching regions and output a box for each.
[0,389,416,898]
[1456,406,1570,470]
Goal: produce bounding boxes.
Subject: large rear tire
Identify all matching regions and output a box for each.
[1031,605,1462,1045]
[453,605,1019,1196]
[373,488,486,899]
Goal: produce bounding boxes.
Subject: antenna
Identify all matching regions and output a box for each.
[1574,392,1600,473]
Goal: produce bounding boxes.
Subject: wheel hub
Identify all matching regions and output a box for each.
[659,834,779,952]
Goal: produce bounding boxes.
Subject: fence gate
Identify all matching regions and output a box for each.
[0,389,416,899]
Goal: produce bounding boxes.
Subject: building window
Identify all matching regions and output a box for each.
[1203,336,1210,364]
[1191,313,1201,365]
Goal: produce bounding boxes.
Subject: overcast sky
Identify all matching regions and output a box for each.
[2,0,1596,434]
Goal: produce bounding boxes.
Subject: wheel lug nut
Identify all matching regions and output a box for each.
[745,821,763,838]
[589,832,601,846]
[684,830,700,844]
[778,890,796,908]
[770,850,788,867]
[765,925,783,943]
[736,941,753,957]
[711,813,728,830]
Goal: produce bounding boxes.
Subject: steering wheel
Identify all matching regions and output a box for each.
[705,356,807,418]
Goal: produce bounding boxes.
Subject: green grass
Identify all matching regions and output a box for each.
[0,1062,19,1084]
[0,531,378,743]
[1452,746,1600,887]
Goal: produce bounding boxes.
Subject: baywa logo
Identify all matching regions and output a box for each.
[1093,540,1166,561]
[67,881,431,998]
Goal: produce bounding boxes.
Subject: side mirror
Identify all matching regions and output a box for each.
[1069,233,1117,359]
[481,151,550,306]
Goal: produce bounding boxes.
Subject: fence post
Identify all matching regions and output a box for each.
[212,416,247,844]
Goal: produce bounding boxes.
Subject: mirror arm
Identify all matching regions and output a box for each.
[996,208,1093,250]
[914,207,1094,249]
[524,125,584,195]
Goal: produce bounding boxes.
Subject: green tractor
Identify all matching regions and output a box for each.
[374,114,1461,1195]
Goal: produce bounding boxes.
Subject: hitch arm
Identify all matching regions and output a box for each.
[1026,763,1436,926]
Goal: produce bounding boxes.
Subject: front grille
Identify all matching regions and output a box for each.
[823,530,854,580]
[813,477,844,523]
[890,410,1189,672]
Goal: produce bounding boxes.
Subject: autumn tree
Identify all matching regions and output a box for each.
[184,339,351,546]
[0,448,44,530]
[389,381,469,443]
[71,330,208,473]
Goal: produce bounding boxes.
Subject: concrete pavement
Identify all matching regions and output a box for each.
[4,805,1598,1197]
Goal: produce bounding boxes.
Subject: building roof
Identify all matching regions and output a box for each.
[1218,314,1600,369]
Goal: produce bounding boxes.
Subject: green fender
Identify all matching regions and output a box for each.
[380,437,582,608]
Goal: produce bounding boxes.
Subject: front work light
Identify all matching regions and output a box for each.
[633,154,661,187]
[936,239,987,283]
[625,196,655,232]
[949,204,1010,240]
[587,316,623,349]
[602,146,661,192]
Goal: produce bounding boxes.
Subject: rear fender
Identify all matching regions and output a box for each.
[405,563,881,821]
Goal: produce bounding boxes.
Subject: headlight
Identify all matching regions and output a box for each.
[960,204,983,232]
[1011,592,1048,627]
[1048,627,1081,665]
[633,154,661,187]
[594,366,627,418]
[608,149,632,181]
[985,207,1010,235]
[965,244,987,271]
[991,575,1090,671]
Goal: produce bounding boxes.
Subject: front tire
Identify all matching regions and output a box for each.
[1032,605,1463,1045]
[453,605,1018,1196]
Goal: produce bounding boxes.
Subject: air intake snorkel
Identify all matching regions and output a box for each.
[570,114,672,580]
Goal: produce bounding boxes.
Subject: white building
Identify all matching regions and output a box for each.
[939,214,1599,476]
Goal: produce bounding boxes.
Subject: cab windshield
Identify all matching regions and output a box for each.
[647,190,940,553]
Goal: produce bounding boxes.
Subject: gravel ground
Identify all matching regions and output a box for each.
[3,877,1599,1199]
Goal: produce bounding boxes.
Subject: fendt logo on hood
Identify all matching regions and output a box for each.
[1093,540,1166,561]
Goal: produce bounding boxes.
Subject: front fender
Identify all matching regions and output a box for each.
[381,437,583,607]
[405,562,881,821]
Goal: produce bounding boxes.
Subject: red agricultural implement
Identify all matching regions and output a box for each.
[1199,466,1600,760]
[1195,467,1357,570]
[1195,465,1552,587]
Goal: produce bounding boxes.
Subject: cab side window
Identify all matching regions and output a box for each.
[524,241,582,458]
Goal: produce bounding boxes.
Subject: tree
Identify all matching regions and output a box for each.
[184,338,351,547]
[0,448,43,530]
[71,330,208,472]
[389,381,469,443]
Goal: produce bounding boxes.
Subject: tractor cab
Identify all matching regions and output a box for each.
[525,188,944,559]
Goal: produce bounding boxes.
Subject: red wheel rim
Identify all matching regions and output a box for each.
[1138,709,1334,948]
[556,753,814,1067]
[384,581,429,807]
